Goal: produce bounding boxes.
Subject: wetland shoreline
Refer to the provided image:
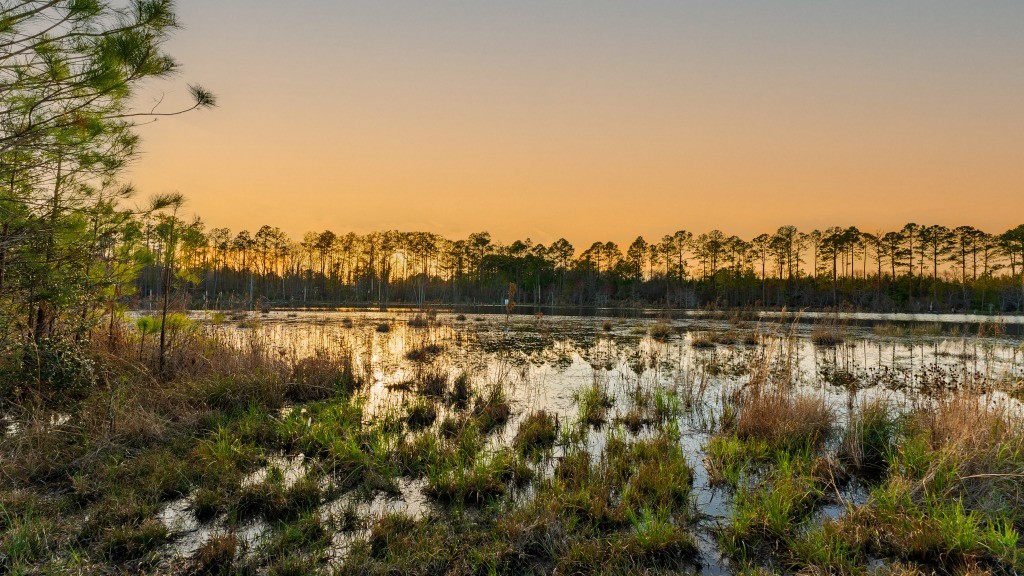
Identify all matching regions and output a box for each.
[2,311,1022,574]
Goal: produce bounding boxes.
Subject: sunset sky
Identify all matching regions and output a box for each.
[129,1,1024,247]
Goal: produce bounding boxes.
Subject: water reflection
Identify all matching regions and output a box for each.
[181,309,1022,568]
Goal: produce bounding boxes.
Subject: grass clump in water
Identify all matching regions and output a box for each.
[424,447,533,505]
[407,314,430,328]
[472,384,511,433]
[405,343,444,362]
[101,518,169,563]
[837,396,1024,572]
[839,398,898,479]
[649,323,674,341]
[514,410,559,458]
[417,369,449,398]
[288,350,359,401]
[575,381,613,427]
[811,316,847,345]
[231,467,324,522]
[735,389,833,452]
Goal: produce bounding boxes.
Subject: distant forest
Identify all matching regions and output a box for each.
[132,222,1024,313]
[4,1,1024,355]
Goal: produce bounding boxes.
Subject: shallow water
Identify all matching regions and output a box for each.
[162,309,1023,568]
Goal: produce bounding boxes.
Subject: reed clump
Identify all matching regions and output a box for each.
[735,389,833,452]
[649,323,674,341]
[575,381,614,426]
[289,350,359,401]
[514,410,559,457]
[811,325,846,345]
[406,398,438,430]
[407,314,430,328]
[405,343,444,362]
[192,532,238,573]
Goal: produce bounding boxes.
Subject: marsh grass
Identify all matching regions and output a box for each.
[407,314,430,328]
[514,410,558,458]
[447,371,472,408]
[424,447,533,505]
[575,381,614,426]
[839,398,897,479]
[811,325,846,345]
[734,389,833,452]
[417,369,449,398]
[231,470,324,522]
[691,333,716,348]
[472,383,512,433]
[3,313,1021,575]
[811,314,848,345]
[405,343,444,362]
[649,323,674,341]
[192,532,238,574]
[289,350,359,401]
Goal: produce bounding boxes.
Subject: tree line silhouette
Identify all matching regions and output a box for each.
[131,221,1024,313]
[2,2,1023,359]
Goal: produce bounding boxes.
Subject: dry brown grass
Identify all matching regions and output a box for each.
[408,314,430,328]
[915,394,1024,477]
[0,327,292,484]
[810,314,848,346]
[289,349,359,401]
[649,323,674,341]
[735,388,833,450]
[810,325,845,345]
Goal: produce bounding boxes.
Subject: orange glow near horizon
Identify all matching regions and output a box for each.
[127,2,1024,248]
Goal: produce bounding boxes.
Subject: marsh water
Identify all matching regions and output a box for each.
[162,310,1024,570]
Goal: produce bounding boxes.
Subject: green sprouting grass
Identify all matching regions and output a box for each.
[721,451,825,558]
[0,504,52,570]
[424,447,533,505]
[513,410,559,458]
[574,381,614,426]
[6,319,1023,575]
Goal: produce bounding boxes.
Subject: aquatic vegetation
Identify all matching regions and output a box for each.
[407,314,430,328]
[649,323,674,341]
[192,532,238,573]
[1,312,1022,574]
[417,369,449,398]
[811,325,846,345]
[472,384,512,433]
[447,371,473,408]
[289,350,360,401]
[734,389,834,452]
[839,398,897,478]
[575,381,614,426]
[691,333,716,348]
[720,452,825,556]
[424,447,533,505]
[404,343,444,362]
[231,469,324,522]
[514,410,559,458]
